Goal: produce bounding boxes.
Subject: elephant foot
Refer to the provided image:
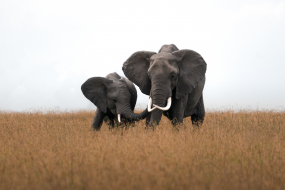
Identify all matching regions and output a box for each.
[145,121,159,131]
[191,114,204,128]
[91,125,101,131]
[171,117,183,127]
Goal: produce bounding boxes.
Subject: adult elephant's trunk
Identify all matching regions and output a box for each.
[153,97,171,111]
[149,91,169,125]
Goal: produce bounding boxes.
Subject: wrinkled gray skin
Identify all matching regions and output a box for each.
[81,72,148,130]
[122,44,207,127]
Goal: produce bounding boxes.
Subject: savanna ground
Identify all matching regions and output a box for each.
[0,110,285,190]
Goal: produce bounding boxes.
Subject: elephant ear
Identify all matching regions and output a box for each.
[122,51,156,95]
[172,49,207,99]
[81,77,113,113]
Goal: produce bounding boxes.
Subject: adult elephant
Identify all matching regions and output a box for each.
[122,44,207,127]
[81,72,148,130]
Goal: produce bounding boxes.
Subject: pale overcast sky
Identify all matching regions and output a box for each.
[1,0,285,112]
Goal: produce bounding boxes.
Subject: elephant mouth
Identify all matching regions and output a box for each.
[148,97,172,112]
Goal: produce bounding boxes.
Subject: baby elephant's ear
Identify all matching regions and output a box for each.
[172,49,207,99]
[81,77,113,113]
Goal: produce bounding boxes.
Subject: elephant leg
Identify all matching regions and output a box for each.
[145,112,151,127]
[104,114,115,129]
[171,94,188,126]
[191,95,205,127]
[163,108,173,121]
[91,110,106,131]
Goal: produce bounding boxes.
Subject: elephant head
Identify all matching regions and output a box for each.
[81,73,148,122]
[122,44,207,125]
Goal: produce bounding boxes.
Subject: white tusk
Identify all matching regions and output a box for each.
[148,97,157,112]
[117,114,121,122]
[153,97,172,111]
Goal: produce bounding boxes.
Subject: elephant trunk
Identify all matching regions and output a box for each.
[153,97,171,111]
[119,104,148,121]
[149,88,169,125]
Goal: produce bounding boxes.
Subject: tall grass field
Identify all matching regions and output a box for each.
[1,110,285,189]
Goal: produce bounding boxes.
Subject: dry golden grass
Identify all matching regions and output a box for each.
[1,110,285,190]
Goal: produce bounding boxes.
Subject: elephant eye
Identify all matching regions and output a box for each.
[171,73,177,79]
[112,98,116,102]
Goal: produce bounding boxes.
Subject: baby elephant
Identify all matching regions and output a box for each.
[81,72,148,130]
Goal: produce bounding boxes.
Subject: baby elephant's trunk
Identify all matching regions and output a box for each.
[119,107,148,122]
